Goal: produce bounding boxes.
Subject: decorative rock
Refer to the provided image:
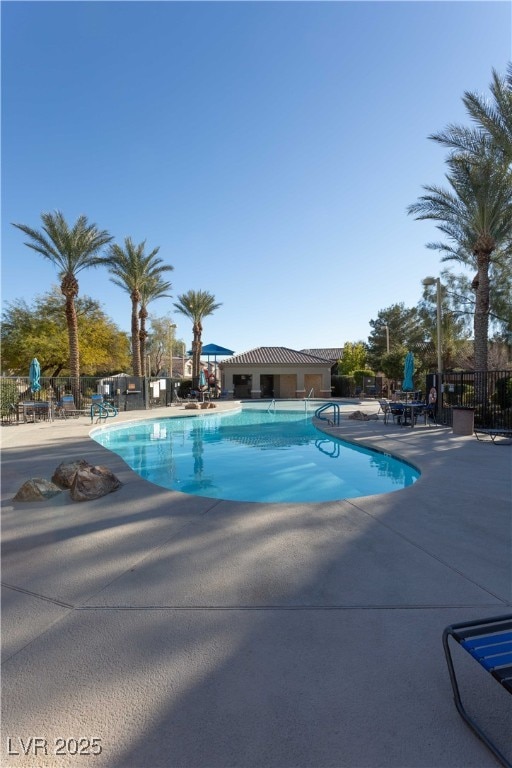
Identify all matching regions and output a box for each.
[348,410,378,421]
[52,459,93,489]
[13,478,62,502]
[185,402,200,410]
[70,465,122,502]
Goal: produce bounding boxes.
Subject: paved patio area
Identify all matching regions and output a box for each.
[1,401,511,767]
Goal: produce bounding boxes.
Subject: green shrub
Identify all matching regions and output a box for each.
[0,379,19,416]
[352,369,375,386]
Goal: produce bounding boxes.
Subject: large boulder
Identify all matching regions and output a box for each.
[70,465,122,502]
[348,410,379,421]
[52,459,93,489]
[13,478,62,502]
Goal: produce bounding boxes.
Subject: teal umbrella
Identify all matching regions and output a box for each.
[403,352,415,394]
[29,357,41,393]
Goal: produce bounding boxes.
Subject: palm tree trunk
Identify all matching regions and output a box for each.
[139,307,148,375]
[473,250,491,373]
[192,322,202,387]
[139,330,148,375]
[65,296,80,377]
[473,248,492,407]
[64,295,81,402]
[131,296,141,376]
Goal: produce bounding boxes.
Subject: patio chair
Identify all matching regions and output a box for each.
[387,403,404,424]
[56,394,83,419]
[377,399,392,420]
[423,403,438,426]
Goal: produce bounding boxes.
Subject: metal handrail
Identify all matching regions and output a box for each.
[315,402,340,426]
[303,388,315,415]
[91,401,118,423]
[266,398,276,413]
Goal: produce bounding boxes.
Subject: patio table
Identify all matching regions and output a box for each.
[22,401,52,423]
[400,402,425,428]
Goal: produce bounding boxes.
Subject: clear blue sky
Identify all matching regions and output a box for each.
[2,1,510,356]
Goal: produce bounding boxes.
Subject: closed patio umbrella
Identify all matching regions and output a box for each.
[29,357,41,393]
[199,368,207,401]
[402,352,415,403]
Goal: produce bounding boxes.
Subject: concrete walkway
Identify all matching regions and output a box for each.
[1,401,511,767]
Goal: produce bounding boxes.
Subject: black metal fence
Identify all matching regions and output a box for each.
[439,370,512,428]
[2,370,510,428]
[0,375,188,419]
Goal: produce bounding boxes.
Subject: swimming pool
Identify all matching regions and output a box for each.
[91,405,419,503]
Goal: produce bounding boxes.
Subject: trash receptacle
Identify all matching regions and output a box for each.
[452,407,474,436]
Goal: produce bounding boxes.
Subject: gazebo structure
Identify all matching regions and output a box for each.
[190,343,235,394]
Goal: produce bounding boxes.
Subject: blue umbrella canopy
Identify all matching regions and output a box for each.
[402,352,415,393]
[201,343,234,356]
[29,357,41,393]
[187,343,235,357]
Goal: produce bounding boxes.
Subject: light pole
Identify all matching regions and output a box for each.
[168,323,177,376]
[384,324,390,353]
[422,276,442,387]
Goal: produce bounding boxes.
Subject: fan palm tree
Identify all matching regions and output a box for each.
[139,275,173,375]
[173,290,222,384]
[107,238,173,375]
[408,149,512,373]
[12,211,113,393]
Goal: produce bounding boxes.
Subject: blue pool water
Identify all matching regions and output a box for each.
[91,407,419,503]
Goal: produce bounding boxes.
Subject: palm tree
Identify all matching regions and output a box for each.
[107,238,173,375]
[408,149,512,372]
[12,211,113,392]
[139,275,173,375]
[173,290,222,384]
[430,64,512,164]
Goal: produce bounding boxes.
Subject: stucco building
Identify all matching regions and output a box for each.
[219,347,335,399]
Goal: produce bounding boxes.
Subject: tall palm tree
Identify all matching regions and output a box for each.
[139,275,173,375]
[430,65,512,164]
[12,211,113,392]
[173,290,222,384]
[107,238,173,375]
[408,149,512,372]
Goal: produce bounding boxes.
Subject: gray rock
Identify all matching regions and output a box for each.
[13,478,62,502]
[52,459,93,488]
[70,465,122,502]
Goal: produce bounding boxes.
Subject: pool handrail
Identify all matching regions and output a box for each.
[315,402,341,426]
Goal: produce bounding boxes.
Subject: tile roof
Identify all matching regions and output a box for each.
[301,348,343,361]
[222,347,332,365]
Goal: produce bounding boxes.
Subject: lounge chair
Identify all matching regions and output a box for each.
[443,614,512,767]
[56,395,85,419]
[474,427,512,444]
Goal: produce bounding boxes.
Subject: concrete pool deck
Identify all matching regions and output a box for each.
[1,400,511,767]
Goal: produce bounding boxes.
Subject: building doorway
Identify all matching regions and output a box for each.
[233,374,252,398]
[260,374,274,398]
